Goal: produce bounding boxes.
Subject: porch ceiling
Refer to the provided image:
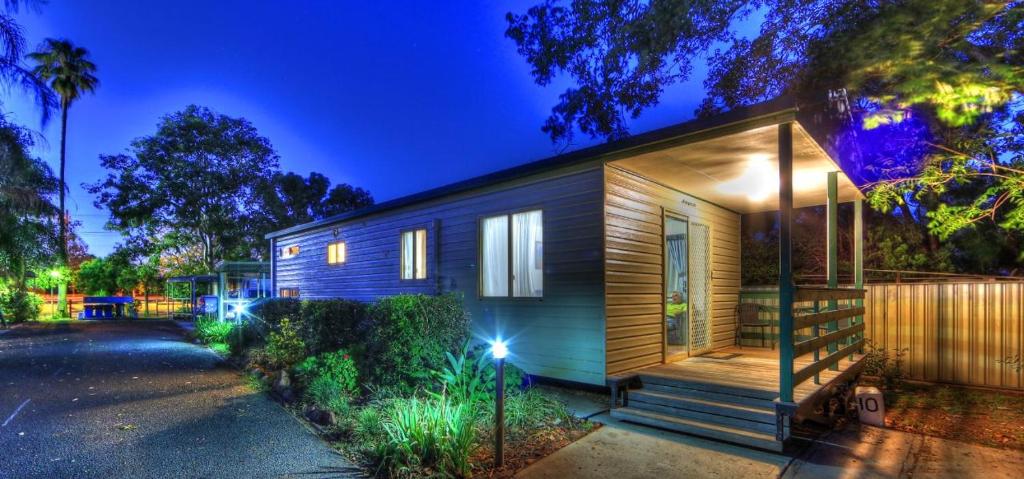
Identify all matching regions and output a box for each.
[609,121,862,214]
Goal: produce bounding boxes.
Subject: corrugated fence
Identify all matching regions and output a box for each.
[863,282,1023,391]
[740,282,1024,391]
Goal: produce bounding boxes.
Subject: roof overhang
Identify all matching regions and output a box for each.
[609,120,861,214]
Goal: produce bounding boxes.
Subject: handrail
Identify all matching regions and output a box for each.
[794,306,865,330]
[793,322,864,357]
[794,287,865,302]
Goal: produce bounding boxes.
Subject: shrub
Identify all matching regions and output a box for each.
[498,388,572,432]
[265,318,307,369]
[306,375,353,415]
[0,288,42,323]
[433,342,494,406]
[298,299,367,355]
[363,294,470,393]
[249,297,302,331]
[376,396,477,478]
[194,317,234,344]
[228,320,264,356]
[354,406,386,449]
[863,339,908,389]
[295,349,359,396]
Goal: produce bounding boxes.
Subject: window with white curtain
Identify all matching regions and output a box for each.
[401,229,427,280]
[481,210,543,298]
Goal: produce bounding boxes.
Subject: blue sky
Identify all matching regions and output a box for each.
[5,1,714,257]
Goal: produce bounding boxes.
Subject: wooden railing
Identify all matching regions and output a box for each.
[784,287,866,399]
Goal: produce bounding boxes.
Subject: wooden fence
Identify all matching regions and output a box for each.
[741,281,1024,391]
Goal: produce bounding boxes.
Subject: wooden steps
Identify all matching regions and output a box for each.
[610,371,784,452]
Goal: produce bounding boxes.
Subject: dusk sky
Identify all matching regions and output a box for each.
[4,1,718,257]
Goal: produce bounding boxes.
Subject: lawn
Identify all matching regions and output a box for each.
[882,382,1024,450]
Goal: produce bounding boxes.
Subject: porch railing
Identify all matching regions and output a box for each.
[789,287,865,389]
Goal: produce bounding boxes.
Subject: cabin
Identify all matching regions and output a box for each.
[265,97,867,451]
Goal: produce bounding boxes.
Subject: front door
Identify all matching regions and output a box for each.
[664,215,713,359]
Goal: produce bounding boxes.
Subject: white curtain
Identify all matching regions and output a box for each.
[481,216,508,296]
[401,231,414,279]
[513,210,543,297]
[415,229,427,279]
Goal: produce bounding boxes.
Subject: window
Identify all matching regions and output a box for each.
[327,241,346,265]
[280,244,300,259]
[400,229,427,280]
[481,210,543,298]
[279,287,299,298]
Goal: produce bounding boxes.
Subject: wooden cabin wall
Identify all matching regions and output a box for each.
[272,167,607,385]
[604,166,742,375]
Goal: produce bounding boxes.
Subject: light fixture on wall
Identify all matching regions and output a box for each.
[716,154,778,202]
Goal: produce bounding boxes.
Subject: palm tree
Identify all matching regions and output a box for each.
[27,38,98,264]
[0,1,58,122]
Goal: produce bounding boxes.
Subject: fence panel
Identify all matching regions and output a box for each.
[862,282,1023,391]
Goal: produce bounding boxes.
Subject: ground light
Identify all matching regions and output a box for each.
[491,338,508,468]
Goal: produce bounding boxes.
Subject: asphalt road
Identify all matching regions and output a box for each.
[0,320,360,479]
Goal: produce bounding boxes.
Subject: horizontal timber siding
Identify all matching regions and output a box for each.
[273,167,606,385]
[604,166,742,375]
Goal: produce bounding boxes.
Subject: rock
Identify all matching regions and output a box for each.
[273,370,290,391]
[304,405,321,422]
[303,406,337,426]
[320,410,337,426]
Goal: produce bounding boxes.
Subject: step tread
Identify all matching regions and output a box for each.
[639,382,779,408]
[631,389,775,421]
[611,407,783,452]
[638,373,780,400]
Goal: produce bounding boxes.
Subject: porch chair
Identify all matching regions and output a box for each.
[735,303,772,349]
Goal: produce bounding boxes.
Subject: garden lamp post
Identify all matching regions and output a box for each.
[491,339,508,468]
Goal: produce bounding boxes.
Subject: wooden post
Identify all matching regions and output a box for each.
[854,199,864,355]
[778,122,795,404]
[826,171,839,370]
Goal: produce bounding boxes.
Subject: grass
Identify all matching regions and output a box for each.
[244,373,269,392]
[209,342,230,356]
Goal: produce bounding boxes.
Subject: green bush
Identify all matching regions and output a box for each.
[295,349,359,396]
[306,375,353,415]
[249,297,302,330]
[364,293,470,394]
[497,388,572,432]
[298,299,367,355]
[863,339,909,389]
[194,317,234,344]
[376,396,477,478]
[0,288,42,323]
[433,342,494,406]
[354,406,386,450]
[265,318,307,369]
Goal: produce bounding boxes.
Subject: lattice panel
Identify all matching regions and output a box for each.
[688,222,713,355]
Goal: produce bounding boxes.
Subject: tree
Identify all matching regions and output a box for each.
[256,171,373,232]
[87,105,280,272]
[0,1,57,122]
[0,114,58,323]
[508,0,1024,268]
[28,38,98,263]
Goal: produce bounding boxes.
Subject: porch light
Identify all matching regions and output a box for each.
[491,338,508,468]
[716,155,778,202]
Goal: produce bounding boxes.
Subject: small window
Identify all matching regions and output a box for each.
[280,244,300,259]
[327,241,346,265]
[400,229,427,280]
[279,287,299,298]
[481,210,543,298]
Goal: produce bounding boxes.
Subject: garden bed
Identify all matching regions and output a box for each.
[193,294,598,478]
[876,381,1024,450]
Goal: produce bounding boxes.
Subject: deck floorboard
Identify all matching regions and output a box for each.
[634,346,864,404]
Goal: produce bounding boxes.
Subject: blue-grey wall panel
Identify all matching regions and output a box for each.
[272,167,606,385]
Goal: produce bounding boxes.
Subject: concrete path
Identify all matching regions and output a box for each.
[516,411,790,479]
[517,408,1024,479]
[785,424,1024,479]
[0,320,360,479]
